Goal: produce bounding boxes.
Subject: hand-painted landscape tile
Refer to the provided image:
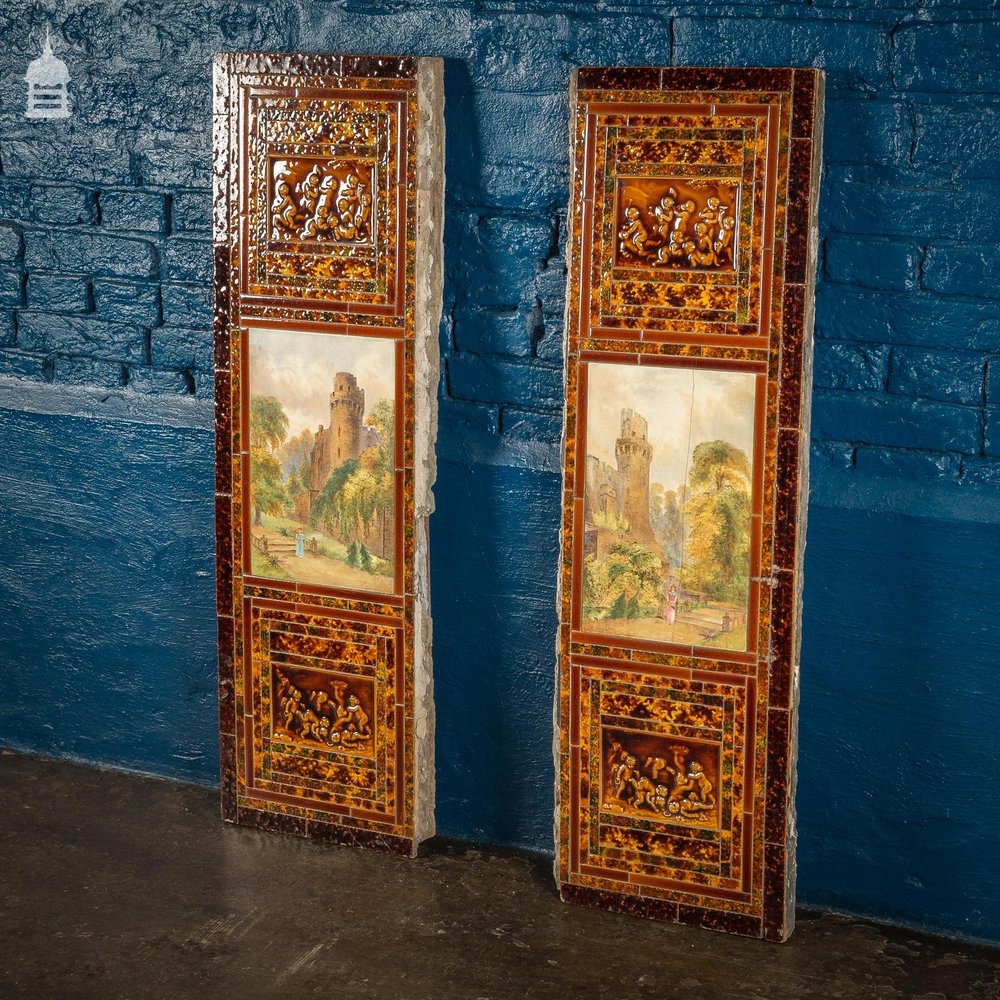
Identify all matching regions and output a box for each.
[247,328,398,595]
[580,362,756,653]
[556,67,824,940]
[213,52,443,856]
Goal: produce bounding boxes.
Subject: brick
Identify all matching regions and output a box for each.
[93,280,161,326]
[854,445,961,483]
[815,286,1000,351]
[0,349,50,381]
[52,356,126,390]
[453,306,534,357]
[823,180,1000,242]
[500,406,562,442]
[0,180,31,221]
[438,396,500,438]
[810,438,856,470]
[893,21,1000,93]
[151,325,213,371]
[161,238,211,283]
[171,189,212,233]
[913,106,1000,180]
[26,273,89,312]
[474,91,568,168]
[960,457,1000,489]
[451,162,570,214]
[824,237,921,292]
[16,312,146,364]
[985,408,1000,458]
[137,133,212,189]
[988,359,1000,406]
[824,100,912,168]
[673,17,890,90]
[447,353,562,408]
[813,340,888,391]
[0,269,24,308]
[0,223,23,263]
[922,245,1000,299]
[127,366,196,395]
[811,390,980,453]
[30,183,96,225]
[25,230,157,279]
[888,347,984,406]
[100,189,168,234]
[457,213,554,307]
[0,310,15,347]
[161,283,211,328]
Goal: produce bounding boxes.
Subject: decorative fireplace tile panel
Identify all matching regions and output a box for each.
[556,67,824,939]
[214,53,443,855]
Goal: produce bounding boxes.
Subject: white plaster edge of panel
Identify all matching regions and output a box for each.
[412,56,444,847]
[552,67,578,883]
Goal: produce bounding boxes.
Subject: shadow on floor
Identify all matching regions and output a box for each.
[1,752,998,1000]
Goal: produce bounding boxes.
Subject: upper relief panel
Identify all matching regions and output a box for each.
[573,69,807,346]
[217,54,418,328]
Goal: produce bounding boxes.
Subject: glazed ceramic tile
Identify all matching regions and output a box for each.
[213,53,443,855]
[556,67,823,940]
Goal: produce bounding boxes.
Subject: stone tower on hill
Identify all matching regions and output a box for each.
[614,408,657,549]
[330,372,365,467]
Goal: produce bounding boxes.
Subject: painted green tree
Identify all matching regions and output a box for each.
[680,440,751,604]
[583,541,665,619]
[249,395,290,526]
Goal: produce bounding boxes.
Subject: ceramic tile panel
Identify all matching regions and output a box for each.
[556,67,823,939]
[213,52,443,855]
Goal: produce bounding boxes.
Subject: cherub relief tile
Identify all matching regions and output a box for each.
[213,53,443,855]
[556,67,824,940]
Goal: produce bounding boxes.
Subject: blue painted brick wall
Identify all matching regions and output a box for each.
[0,0,998,944]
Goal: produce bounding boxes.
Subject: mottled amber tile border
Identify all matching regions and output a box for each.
[557,67,823,940]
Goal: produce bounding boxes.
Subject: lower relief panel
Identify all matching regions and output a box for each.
[235,602,413,853]
[562,657,762,930]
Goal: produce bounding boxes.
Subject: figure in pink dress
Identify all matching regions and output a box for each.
[665,583,679,626]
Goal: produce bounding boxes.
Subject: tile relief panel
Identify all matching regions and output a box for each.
[557,67,824,939]
[214,53,442,855]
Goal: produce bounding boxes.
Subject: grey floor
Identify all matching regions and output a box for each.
[2,753,999,1000]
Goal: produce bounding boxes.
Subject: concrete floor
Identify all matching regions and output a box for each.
[2,753,999,1000]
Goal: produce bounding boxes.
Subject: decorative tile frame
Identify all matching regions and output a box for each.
[556,67,823,939]
[213,53,443,855]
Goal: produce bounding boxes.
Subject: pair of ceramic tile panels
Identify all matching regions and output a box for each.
[213,53,823,942]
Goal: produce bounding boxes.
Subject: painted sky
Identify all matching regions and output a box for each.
[586,362,756,491]
[248,328,395,438]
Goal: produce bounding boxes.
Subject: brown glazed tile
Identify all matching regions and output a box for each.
[217,613,236,734]
[237,806,309,838]
[213,54,439,851]
[558,67,822,941]
[676,905,764,939]
[768,571,796,710]
[773,430,801,570]
[791,70,817,138]
[214,493,233,615]
[764,707,791,845]
[560,883,680,923]
[341,54,417,80]
[763,841,790,941]
[577,66,662,92]
[661,67,793,94]
[784,139,814,284]
[220,733,238,822]
[778,285,805,430]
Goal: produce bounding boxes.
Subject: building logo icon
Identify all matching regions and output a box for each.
[25,29,71,120]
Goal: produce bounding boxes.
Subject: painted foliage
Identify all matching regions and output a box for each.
[582,362,756,651]
[247,327,396,594]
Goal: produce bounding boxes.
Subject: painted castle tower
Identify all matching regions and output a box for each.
[583,406,661,559]
[294,372,393,560]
